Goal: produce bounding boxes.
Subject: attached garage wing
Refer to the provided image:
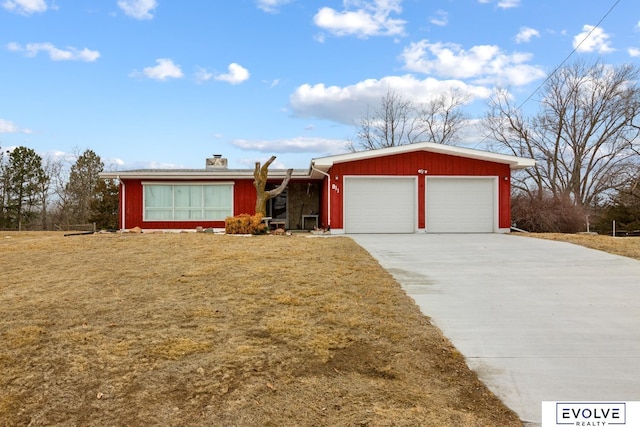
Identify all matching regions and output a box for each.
[426,177,496,233]
[344,177,417,234]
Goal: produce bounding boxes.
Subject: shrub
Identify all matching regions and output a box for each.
[224,213,268,235]
[512,192,586,233]
[593,182,640,234]
[593,203,640,235]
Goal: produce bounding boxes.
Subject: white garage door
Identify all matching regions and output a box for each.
[344,177,416,233]
[426,177,495,233]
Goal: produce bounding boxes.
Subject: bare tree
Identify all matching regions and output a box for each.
[351,88,469,151]
[37,155,59,230]
[414,90,470,144]
[485,61,640,208]
[48,156,71,225]
[253,156,293,216]
[353,89,415,150]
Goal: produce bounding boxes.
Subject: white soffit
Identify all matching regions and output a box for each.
[311,142,535,171]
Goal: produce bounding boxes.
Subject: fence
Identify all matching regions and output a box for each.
[54,223,97,232]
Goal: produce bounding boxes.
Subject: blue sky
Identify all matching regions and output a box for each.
[1,0,638,170]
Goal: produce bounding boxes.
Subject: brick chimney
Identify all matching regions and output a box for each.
[206,154,227,169]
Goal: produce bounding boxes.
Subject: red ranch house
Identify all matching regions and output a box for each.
[100,142,535,234]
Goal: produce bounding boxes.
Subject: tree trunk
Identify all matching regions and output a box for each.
[253,156,293,216]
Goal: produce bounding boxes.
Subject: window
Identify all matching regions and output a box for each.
[144,183,233,221]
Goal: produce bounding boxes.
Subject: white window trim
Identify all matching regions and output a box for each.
[142,182,234,222]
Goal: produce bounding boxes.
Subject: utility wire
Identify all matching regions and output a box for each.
[515,0,622,110]
[472,0,623,149]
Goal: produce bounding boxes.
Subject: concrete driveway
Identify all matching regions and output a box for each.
[350,233,640,426]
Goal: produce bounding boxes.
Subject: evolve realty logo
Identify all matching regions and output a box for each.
[556,402,625,425]
[541,402,636,426]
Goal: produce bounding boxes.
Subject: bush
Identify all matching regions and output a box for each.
[593,183,640,234]
[224,213,268,235]
[512,192,586,233]
[593,203,640,235]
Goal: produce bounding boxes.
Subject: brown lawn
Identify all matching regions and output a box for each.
[523,233,640,261]
[0,231,520,426]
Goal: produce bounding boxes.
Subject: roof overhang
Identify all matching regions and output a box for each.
[101,142,535,181]
[100,169,313,180]
[310,142,536,174]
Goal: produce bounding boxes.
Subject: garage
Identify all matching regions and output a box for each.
[104,142,534,233]
[344,177,416,233]
[426,177,496,233]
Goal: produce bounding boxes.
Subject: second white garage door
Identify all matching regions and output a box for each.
[426,177,495,233]
[344,177,416,233]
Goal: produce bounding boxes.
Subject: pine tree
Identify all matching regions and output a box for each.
[89,178,119,230]
[65,149,104,224]
[4,147,47,229]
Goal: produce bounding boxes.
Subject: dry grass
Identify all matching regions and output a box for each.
[523,233,640,261]
[0,231,520,426]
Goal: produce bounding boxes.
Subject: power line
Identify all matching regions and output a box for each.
[472,0,623,149]
[516,0,622,110]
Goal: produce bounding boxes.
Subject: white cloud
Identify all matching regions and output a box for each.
[6,42,20,51]
[214,63,250,85]
[7,42,100,61]
[256,0,294,13]
[497,0,520,8]
[515,27,540,44]
[2,0,47,15]
[478,0,520,8]
[573,25,614,53]
[629,48,640,57]
[260,78,280,88]
[0,118,32,134]
[289,74,490,125]
[429,10,448,27]
[116,160,183,170]
[194,66,214,83]
[236,157,287,169]
[103,157,127,170]
[232,137,349,154]
[313,0,406,39]
[0,119,18,133]
[45,150,77,163]
[131,58,184,81]
[117,0,157,20]
[264,79,280,88]
[400,40,546,86]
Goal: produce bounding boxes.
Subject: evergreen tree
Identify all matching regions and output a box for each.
[89,178,119,230]
[0,147,8,228]
[4,147,47,229]
[65,149,104,224]
[595,178,640,234]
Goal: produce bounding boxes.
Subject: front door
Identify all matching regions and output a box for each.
[267,188,287,228]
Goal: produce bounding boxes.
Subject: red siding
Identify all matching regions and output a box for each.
[120,179,256,230]
[116,150,514,231]
[499,175,511,228]
[327,151,512,230]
